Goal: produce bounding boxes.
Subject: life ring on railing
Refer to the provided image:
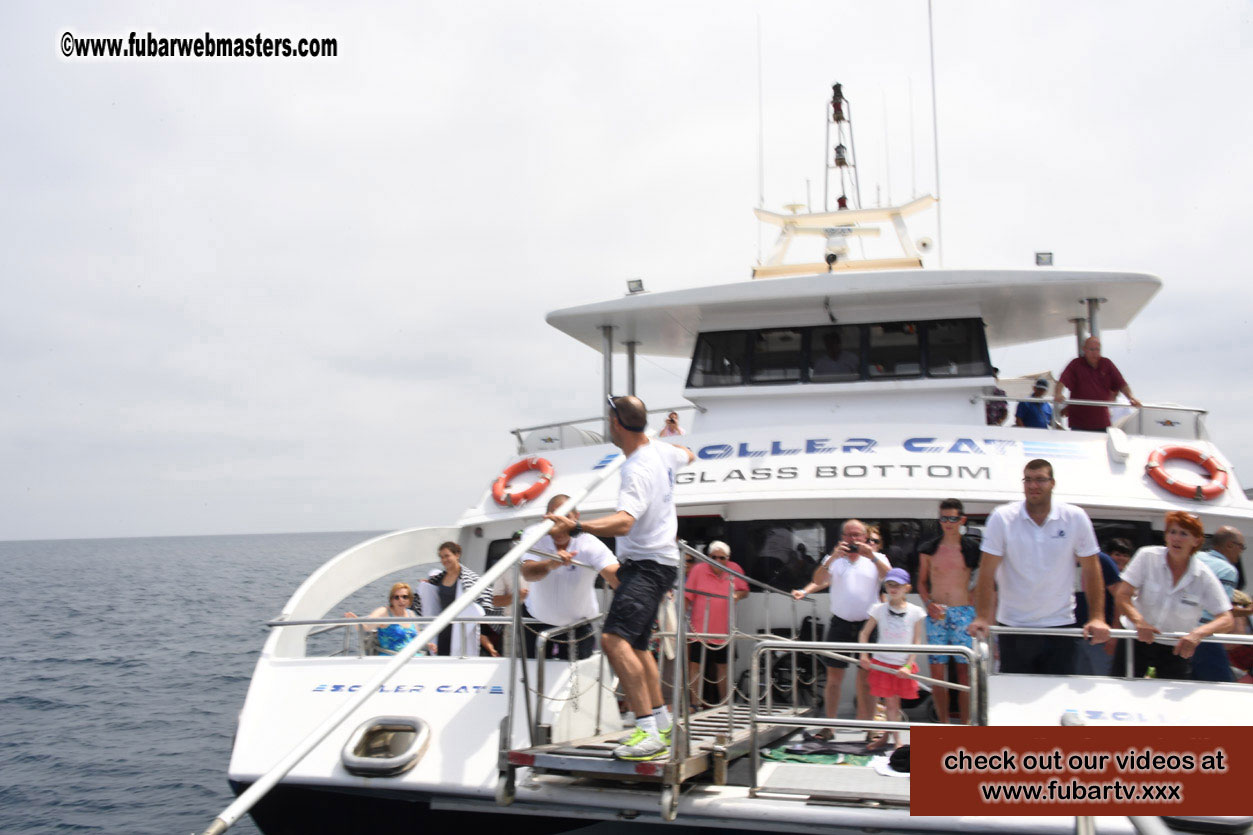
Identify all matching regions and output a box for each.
[1144,445,1228,501]
[491,457,555,507]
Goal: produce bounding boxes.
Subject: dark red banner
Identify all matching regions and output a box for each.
[911,726,1252,815]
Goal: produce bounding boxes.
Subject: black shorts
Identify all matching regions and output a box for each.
[603,559,677,651]
[688,641,729,664]
[822,615,870,669]
[998,627,1077,676]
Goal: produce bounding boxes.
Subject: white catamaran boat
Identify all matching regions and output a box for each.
[215,85,1253,835]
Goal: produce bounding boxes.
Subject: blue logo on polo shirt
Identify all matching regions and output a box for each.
[1053,529,1067,539]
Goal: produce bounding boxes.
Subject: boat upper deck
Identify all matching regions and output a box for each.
[546,268,1161,357]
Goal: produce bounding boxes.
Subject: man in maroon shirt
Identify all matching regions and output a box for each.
[1054,337,1141,431]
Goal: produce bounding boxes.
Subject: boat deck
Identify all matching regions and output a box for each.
[508,701,813,785]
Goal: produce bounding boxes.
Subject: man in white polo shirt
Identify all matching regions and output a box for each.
[522,493,619,660]
[969,458,1110,674]
[546,395,694,762]
[793,519,891,721]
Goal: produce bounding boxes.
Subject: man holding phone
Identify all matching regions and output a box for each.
[793,519,891,722]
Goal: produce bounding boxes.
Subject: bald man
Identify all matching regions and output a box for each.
[547,395,694,762]
[1054,337,1141,432]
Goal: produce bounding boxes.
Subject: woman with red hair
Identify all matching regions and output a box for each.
[1112,512,1234,679]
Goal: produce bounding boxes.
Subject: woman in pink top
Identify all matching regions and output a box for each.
[685,541,749,707]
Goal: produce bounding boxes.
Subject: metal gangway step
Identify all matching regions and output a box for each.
[507,701,814,785]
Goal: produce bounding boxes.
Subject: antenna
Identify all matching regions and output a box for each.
[825,83,862,212]
[756,14,765,263]
[927,0,944,266]
[882,89,892,207]
[909,78,917,198]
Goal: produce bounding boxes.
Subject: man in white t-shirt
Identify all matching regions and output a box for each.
[522,494,619,660]
[968,458,1110,674]
[547,395,694,762]
[792,519,890,721]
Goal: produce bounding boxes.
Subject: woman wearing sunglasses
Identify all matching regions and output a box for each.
[346,582,419,654]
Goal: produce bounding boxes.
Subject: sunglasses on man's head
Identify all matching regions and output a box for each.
[606,395,647,432]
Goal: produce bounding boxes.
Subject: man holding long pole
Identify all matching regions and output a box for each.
[547,395,693,761]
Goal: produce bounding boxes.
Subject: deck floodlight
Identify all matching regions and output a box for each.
[836,194,849,210]
[1036,252,1054,266]
[626,278,645,294]
[834,144,848,167]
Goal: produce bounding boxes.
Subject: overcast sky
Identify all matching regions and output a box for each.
[2,2,1250,541]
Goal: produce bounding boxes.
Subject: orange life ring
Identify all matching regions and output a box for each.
[491,457,555,507]
[1144,445,1228,501]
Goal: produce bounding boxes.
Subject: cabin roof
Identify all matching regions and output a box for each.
[546,269,1161,358]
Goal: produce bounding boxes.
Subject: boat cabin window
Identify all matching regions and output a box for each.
[926,319,989,376]
[750,328,805,383]
[809,325,861,382]
[689,331,749,387]
[867,323,921,378]
[686,317,991,388]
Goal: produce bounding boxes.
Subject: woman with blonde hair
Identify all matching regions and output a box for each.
[346,582,419,654]
[1113,511,1233,679]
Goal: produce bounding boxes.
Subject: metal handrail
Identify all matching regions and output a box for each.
[988,624,1253,678]
[973,395,1206,413]
[527,612,609,745]
[747,639,990,793]
[271,615,522,627]
[675,540,823,744]
[989,625,1253,644]
[510,404,703,450]
[285,615,550,659]
[202,441,634,835]
[972,394,1208,435]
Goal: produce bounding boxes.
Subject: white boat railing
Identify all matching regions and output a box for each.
[271,614,534,658]
[510,403,702,452]
[989,624,1253,678]
[972,394,1208,437]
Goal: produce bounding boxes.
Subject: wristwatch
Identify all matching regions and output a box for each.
[572,521,583,538]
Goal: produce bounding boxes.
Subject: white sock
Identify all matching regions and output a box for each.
[651,705,672,730]
[636,714,659,739]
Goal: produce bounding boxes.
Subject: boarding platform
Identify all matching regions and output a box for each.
[507,700,814,784]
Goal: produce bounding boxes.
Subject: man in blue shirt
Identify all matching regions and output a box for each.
[1015,378,1054,429]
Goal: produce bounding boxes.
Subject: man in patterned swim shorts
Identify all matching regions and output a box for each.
[917,498,980,724]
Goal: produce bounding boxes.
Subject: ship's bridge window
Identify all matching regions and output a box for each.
[926,319,990,376]
[686,317,991,388]
[750,328,805,383]
[689,331,749,387]
[867,322,921,378]
[809,325,862,382]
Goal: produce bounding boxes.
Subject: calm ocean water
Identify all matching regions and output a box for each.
[0,531,379,835]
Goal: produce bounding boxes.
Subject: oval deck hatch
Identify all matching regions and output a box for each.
[340,716,430,777]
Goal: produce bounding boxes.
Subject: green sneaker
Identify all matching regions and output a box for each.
[616,724,672,745]
[613,727,669,761]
